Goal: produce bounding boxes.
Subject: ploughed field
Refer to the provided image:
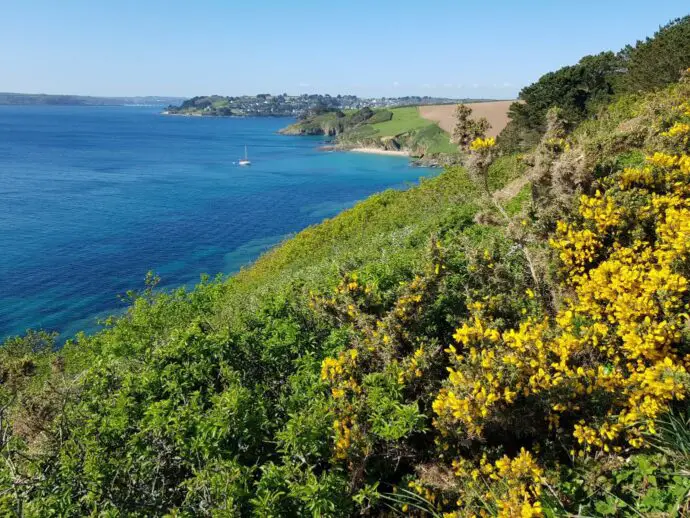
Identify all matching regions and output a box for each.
[419,100,514,137]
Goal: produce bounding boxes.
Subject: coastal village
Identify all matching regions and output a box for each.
[163,93,481,117]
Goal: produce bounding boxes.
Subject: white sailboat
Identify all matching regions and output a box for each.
[238,146,251,166]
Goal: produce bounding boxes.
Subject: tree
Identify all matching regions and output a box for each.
[452,104,490,148]
[349,106,374,125]
[617,16,690,93]
[499,52,621,151]
[518,52,620,131]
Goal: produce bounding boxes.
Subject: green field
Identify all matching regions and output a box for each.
[342,106,460,156]
[408,123,458,154]
[211,99,230,109]
[369,106,435,136]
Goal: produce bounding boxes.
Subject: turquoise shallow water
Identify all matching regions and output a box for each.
[0,105,434,340]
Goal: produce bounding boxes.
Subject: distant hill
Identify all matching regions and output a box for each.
[279,105,463,166]
[0,92,186,106]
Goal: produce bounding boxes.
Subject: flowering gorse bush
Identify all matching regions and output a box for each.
[317,83,690,517]
[316,244,448,465]
[431,89,690,516]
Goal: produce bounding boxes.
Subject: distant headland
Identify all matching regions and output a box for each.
[278,100,514,167]
[0,92,186,106]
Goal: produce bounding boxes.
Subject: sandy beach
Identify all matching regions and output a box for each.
[349,147,410,156]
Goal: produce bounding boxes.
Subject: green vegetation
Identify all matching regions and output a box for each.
[499,52,621,150]
[369,106,433,136]
[409,124,459,155]
[618,15,690,93]
[3,16,690,518]
[281,105,460,161]
[234,164,483,293]
[500,15,690,152]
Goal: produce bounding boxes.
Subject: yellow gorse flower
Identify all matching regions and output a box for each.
[469,137,496,151]
[662,121,690,138]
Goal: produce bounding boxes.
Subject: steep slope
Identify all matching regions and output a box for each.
[0,149,522,516]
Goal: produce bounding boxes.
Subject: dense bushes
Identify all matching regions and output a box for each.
[501,16,690,153]
[315,77,690,517]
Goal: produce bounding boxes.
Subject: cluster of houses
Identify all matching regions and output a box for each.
[167,93,464,117]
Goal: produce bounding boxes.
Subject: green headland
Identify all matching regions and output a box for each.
[280,105,463,165]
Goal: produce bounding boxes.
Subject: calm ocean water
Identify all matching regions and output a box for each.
[0,105,434,341]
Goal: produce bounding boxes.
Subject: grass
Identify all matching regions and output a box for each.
[211,99,230,109]
[487,154,527,191]
[231,153,525,294]
[409,124,458,155]
[233,166,480,293]
[366,107,460,155]
[372,107,434,136]
[505,183,531,216]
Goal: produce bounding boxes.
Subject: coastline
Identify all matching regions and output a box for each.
[318,144,444,167]
[161,110,296,118]
[161,111,203,117]
[318,144,411,157]
[349,147,410,157]
[2,110,435,341]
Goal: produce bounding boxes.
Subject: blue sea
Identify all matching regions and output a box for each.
[0,105,434,341]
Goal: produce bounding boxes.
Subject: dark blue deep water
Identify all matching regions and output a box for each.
[0,106,434,340]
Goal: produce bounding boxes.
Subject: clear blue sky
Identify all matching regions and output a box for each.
[1,0,688,99]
